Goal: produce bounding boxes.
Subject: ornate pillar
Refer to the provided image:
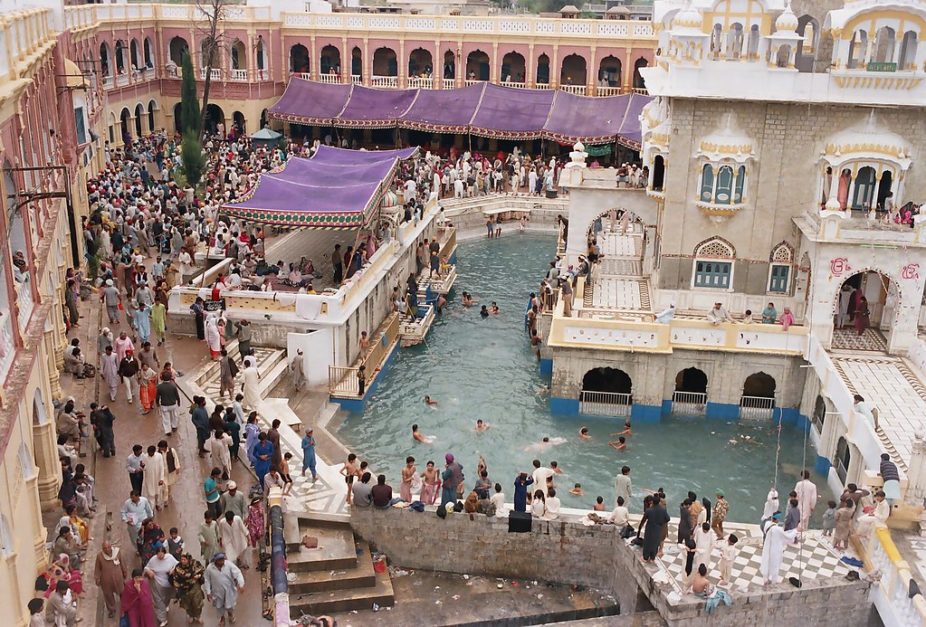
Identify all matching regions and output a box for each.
[905,434,926,502]
[363,38,369,85]
[46,332,62,399]
[846,166,859,210]
[490,41,498,83]
[623,46,632,91]
[310,34,317,80]
[399,39,406,88]
[527,43,535,87]
[551,44,559,89]
[341,36,348,82]
[588,46,597,94]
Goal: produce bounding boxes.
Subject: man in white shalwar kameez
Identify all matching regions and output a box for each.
[217,512,250,568]
[141,446,168,510]
[204,553,245,625]
[242,357,261,410]
[693,522,715,573]
[100,346,121,401]
[206,430,233,478]
[794,471,818,531]
[759,516,799,585]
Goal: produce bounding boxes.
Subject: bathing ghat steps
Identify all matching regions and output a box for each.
[284,511,395,616]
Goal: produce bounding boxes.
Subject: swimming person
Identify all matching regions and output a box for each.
[578,427,591,440]
[424,396,438,406]
[570,483,583,496]
[609,436,627,451]
[461,292,476,307]
[475,420,490,432]
[611,420,632,437]
[411,424,433,443]
[480,305,489,318]
[490,302,499,314]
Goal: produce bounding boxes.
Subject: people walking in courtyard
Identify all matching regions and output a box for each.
[171,553,206,625]
[122,568,157,627]
[94,541,127,619]
[204,553,245,626]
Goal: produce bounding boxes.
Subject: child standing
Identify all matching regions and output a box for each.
[167,527,184,559]
[822,500,837,537]
[280,452,294,496]
[718,534,738,584]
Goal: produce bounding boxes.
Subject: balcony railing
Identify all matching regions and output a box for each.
[739,395,775,420]
[102,76,114,88]
[257,68,269,81]
[671,391,707,416]
[115,73,129,87]
[464,79,484,87]
[200,67,222,80]
[407,76,433,89]
[230,68,247,81]
[16,281,33,331]
[560,84,587,95]
[597,85,621,96]
[371,75,398,88]
[441,78,455,89]
[318,72,340,84]
[351,74,362,85]
[534,82,552,89]
[503,81,528,89]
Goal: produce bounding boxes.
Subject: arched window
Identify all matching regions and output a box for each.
[768,242,793,293]
[899,31,918,70]
[747,25,760,58]
[848,30,867,69]
[727,23,744,59]
[835,436,851,482]
[874,26,896,63]
[853,166,877,210]
[693,237,735,289]
[699,164,714,201]
[715,165,734,204]
[143,38,153,68]
[775,44,792,68]
[734,165,746,203]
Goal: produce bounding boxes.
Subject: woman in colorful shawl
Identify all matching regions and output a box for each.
[138,364,158,413]
[170,553,206,623]
[42,553,84,598]
[138,519,165,564]
[246,497,265,548]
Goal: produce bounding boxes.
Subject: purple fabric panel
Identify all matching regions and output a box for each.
[310,145,418,164]
[469,84,554,134]
[274,159,395,185]
[269,79,351,119]
[338,85,418,122]
[616,94,649,146]
[229,176,379,214]
[400,83,484,128]
[543,91,630,140]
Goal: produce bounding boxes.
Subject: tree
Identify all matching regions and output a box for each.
[196,0,230,137]
[181,131,205,189]
[180,52,200,136]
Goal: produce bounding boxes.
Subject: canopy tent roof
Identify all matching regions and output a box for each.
[220,146,417,229]
[269,78,650,148]
[251,127,282,140]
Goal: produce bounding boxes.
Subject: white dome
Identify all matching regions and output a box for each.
[775,3,799,33]
[672,3,702,30]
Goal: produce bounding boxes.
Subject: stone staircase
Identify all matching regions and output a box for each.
[284,511,395,618]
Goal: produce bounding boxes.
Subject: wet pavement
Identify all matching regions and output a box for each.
[60,295,268,626]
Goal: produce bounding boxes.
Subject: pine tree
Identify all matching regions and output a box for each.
[181,131,205,189]
[180,52,200,136]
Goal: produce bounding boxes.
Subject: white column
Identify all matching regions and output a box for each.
[905,434,926,502]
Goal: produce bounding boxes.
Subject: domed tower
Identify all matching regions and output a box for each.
[788,0,843,72]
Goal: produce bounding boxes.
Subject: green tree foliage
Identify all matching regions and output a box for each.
[181,131,205,189]
[180,52,201,136]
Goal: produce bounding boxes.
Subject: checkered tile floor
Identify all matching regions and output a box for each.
[657,527,851,591]
[831,328,888,352]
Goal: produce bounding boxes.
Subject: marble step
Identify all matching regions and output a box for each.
[288,542,377,594]
[289,566,394,616]
[286,524,358,572]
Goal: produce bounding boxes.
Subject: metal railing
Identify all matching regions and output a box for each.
[739,395,775,419]
[318,72,340,84]
[580,390,631,417]
[371,75,398,88]
[671,391,707,416]
[328,313,400,396]
[230,68,247,81]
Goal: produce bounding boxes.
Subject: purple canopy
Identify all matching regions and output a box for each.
[270,78,650,148]
[220,147,415,228]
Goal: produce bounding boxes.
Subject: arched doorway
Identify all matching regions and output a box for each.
[580,367,632,416]
[740,372,776,418]
[173,102,184,133]
[812,394,827,433]
[560,54,587,86]
[169,37,189,67]
[536,53,550,85]
[260,108,269,130]
[230,39,247,72]
[321,45,341,76]
[100,42,112,78]
[408,48,432,78]
[119,107,131,144]
[443,50,455,80]
[834,271,895,350]
[633,57,648,89]
[130,39,140,71]
[466,50,489,81]
[652,155,665,191]
[351,47,362,78]
[147,100,157,132]
[290,44,309,73]
[144,37,154,69]
[134,104,144,137]
[204,103,225,137]
[232,111,245,136]
[501,52,525,83]
[373,47,398,77]
[673,367,707,415]
[834,436,851,482]
[598,55,622,89]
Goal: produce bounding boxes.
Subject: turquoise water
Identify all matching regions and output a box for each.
[336,234,822,522]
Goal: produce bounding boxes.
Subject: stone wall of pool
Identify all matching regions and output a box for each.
[350,507,874,626]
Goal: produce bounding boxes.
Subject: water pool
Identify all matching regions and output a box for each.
[335,234,822,522]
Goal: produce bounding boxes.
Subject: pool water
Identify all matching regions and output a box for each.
[336,234,822,522]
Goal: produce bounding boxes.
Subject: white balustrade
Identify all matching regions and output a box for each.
[231,69,247,81]
[463,79,483,87]
[16,282,33,331]
[534,82,552,90]
[371,75,398,88]
[257,69,269,81]
[441,78,455,89]
[200,68,222,80]
[502,81,527,89]
[0,310,13,384]
[407,76,433,89]
[560,84,587,95]
[351,74,363,85]
[596,86,622,96]
[115,74,129,87]
[318,73,340,84]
